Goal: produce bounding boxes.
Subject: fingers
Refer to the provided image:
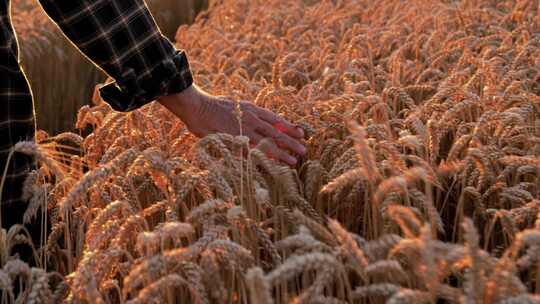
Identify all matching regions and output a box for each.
[255,107,305,139]
[246,131,298,165]
[255,120,306,156]
[245,130,263,146]
[256,138,299,166]
[247,124,300,165]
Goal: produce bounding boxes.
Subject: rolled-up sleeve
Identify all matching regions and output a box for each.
[38,0,193,112]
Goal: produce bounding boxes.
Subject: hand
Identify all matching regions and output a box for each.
[158,85,306,166]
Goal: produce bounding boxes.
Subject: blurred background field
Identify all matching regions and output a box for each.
[12,0,208,134]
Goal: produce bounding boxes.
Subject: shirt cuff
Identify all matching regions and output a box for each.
[98,50,193,112]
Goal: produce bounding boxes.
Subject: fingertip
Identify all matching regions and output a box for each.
[279,137,305,156]
[285,155,298,166]
[296,127,305,138]
[299,144,307,155]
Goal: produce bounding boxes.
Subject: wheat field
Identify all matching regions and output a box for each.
[3,0,540,303]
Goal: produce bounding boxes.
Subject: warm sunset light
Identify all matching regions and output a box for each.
[1,0,539,303]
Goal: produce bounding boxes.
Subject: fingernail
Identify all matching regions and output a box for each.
[299,145,307,155]
[288,156,297,165]
[297,128,305,137]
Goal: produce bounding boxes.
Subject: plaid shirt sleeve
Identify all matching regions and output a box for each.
[38,0,193,112]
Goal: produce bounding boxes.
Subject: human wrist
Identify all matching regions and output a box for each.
[158,84,202,113]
